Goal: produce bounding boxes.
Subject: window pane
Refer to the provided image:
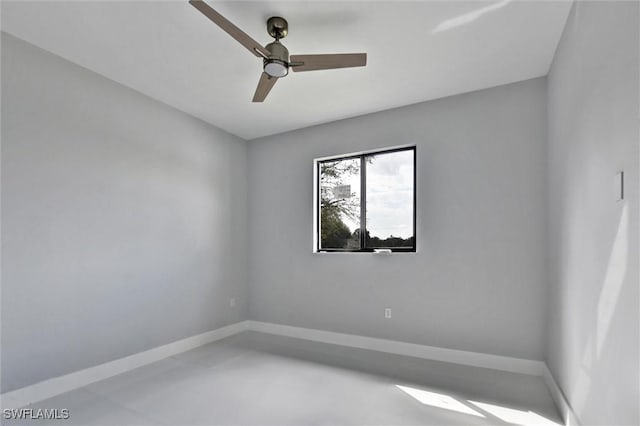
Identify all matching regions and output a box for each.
[365,150,414,248]
[319,158,361,250]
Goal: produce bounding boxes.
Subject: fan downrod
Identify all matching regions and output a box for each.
[267,16,288,40]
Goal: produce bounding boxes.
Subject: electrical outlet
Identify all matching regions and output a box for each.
[384,308,392,319]
[230,298,236,307]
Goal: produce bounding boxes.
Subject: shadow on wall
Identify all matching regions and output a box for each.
[569,204,630,418]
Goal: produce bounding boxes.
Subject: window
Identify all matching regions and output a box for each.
[316,146,416,252]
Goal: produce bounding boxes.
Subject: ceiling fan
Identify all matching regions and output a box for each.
[189,0,367,102]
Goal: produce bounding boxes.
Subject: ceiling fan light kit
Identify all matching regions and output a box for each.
[188,0,367,102]
[264,44,289,78]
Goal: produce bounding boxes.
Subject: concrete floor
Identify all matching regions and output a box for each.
[4,331,561,425]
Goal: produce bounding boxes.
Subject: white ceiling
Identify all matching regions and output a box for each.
[2,1,572,140]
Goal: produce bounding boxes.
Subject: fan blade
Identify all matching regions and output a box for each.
[290,53,367,72]
[189,0,270,58]
[252,72,278,102]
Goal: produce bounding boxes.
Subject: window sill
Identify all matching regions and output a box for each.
[314,249,417,254]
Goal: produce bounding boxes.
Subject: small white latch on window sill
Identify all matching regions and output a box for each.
[374,249,392,255]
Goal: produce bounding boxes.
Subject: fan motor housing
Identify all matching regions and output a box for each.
[263,41,290,77]
[265,42,289,62]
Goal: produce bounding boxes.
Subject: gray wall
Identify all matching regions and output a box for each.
[546,2,639,425]
[247,78,548,361]
[1,34,249,393]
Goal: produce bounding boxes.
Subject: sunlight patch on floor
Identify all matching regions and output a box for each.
[395,385,484,417]
[468,400,560,425]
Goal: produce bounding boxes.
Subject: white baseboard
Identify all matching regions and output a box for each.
[542,365,581,426]
[2,318,574,426]
[0,321,249,409]
[246,321,581,424]
[245,320,546,376]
